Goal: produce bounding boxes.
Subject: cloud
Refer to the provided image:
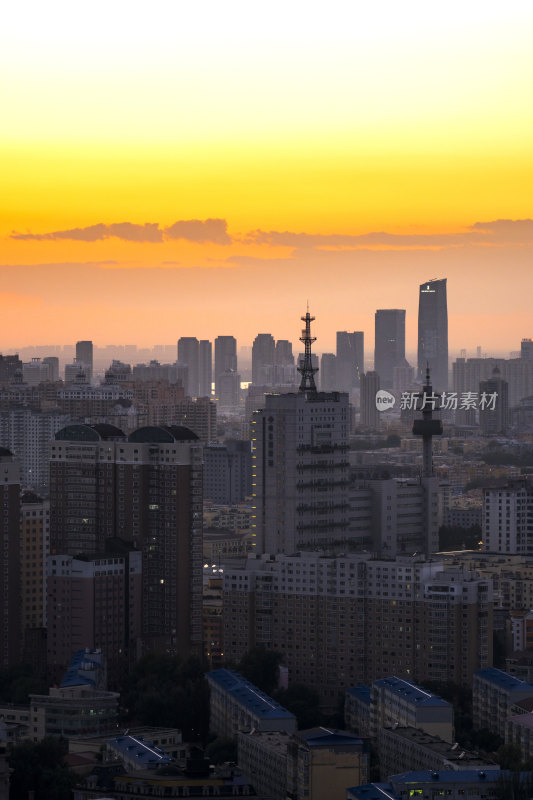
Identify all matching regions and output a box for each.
[468,219,533,242]
[164,218,231,244]
[10,218,232,244]
[244,218,533,249]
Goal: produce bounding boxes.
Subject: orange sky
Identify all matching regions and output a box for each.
[1,2,533,355]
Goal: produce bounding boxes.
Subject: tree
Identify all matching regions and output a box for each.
[205,737,238,765]
[120,654,210,742]
[9,737,75,800]
[237,646,283,695]
[497,743,524,771]
[274,684,321,730]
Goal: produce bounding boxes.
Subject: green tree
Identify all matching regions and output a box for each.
[497,743,524,771]
[205,737,238,765]
[120,654,210,742]
[9,737,75,800]
[237,646,283,695]
[274,684,321,730]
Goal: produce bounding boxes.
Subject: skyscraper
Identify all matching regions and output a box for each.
[374,309,406,390]
[178,336,200,397]
[252,333,276,385]
[214,336,237,395]
[417,279,448,391]
[336,331,364,392]
[199,339,213,396]
[479,367,509,435]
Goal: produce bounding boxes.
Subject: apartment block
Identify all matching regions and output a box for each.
[206,669,296,739]
[473,668,533,738]
[370,677,454,742]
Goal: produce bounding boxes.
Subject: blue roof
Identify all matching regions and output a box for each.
[107,735,172,768]
[60,649,105,688]
[347,784,400,800]
[346,686,371,706]
[298,728,363,747]
[207,669,295,720]
[373,677,451,707]
[390,770,504,784]
[475,667,533,693]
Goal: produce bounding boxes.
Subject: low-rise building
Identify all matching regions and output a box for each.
[349,771,532,800]
[370,677,453,742]
[377,727,498,781]
[473,668,533,738]
[237,729,291,800]
[206,669,297,739]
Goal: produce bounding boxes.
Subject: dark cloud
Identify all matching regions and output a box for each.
[10,218,232,244]
[468,219,533,242]
[164,218,231,244]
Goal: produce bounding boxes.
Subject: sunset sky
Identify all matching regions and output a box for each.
[1,1,533,355]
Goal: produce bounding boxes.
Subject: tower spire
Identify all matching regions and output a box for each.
[298,308,318,393]
[412,366,443,477]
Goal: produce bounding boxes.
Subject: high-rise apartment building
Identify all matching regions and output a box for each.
[49,423,204,661]
[252,390,350,554]
[76,340,93,372]
[0,354,22,384]
[223,553,492,707]
[522,339,533,361]
[173,396,217,442]
[214,336,237,395]
[359,371,380,429]
[374,310,406,390]
[479,367,509,434]
[275,340,294,366]
[417,279,448,391]
[177,337,200,397]
[0,448,21,667]
[199,339,213,397]
[482,479,533,555]
[336,331,364,392]
[252,334,276,385]
[204,440,253,504]
[20,492,49,634]
[453,356,533,408]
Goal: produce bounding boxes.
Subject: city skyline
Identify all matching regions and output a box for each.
[1,3,533,350]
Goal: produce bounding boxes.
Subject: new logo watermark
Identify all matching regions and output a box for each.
[375,390,396,411]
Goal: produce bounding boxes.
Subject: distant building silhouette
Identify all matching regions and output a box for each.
[252,333,276,385]
[479,367,509,434]
[214,336,237,396]
[375,309,406,390]
[417,279,448,391]
[0,448,21,667]
[199,339,213,397]
[177,337,200,397]
[336,331,364,392]
[359,371,380,429]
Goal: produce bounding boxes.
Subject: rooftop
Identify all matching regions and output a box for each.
[346,686,372,706]
[475,667,533,693]
[296,727,364,748]
[107,735,172,769]
[207,670,295,720]
[380,727,496,768]
[373,677,451,707]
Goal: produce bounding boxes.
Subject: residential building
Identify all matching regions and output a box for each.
[473,668,533,738]
[360,371,380,429]
[206,669,297,738]
[0,448,21,667]
[214,336,237,395]
[369,676,454,742]
[198,339,213,397]
[173,395,217,442]
[482,478,533,555]
[177,337,199,397]
[252,333,276,385]
[251,389,350,554]
[377,727,498,780]
[203,440,252,504]
[337,331,364,391]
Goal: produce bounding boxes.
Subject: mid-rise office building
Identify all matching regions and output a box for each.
[418,278,448,391]
[76,340,94,373]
